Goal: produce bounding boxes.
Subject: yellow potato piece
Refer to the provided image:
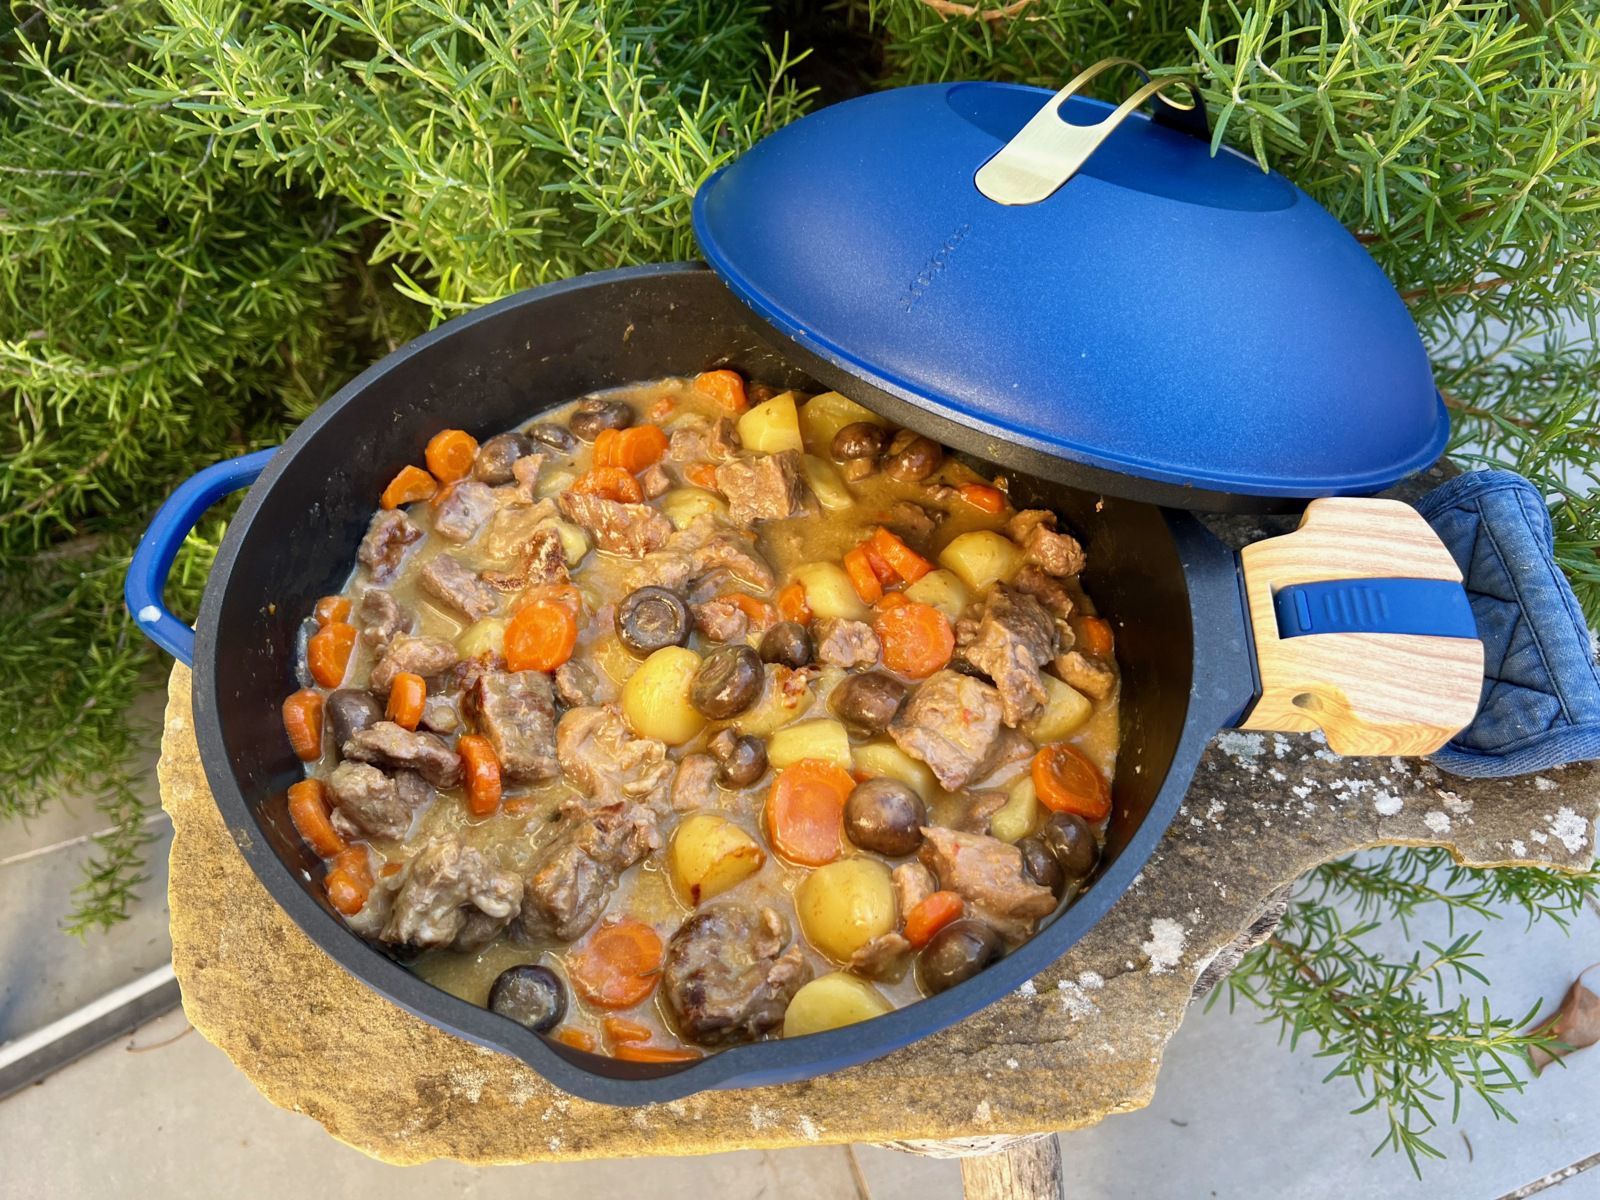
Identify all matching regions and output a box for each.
[1026,675,1093,743]
[938,530,1023,593]
[621,646,705,745]
[670,813,765,904]
[730,664,814,737]
[782,972,893,1037]
[737,392,804,454]
[768,718,852,771]
[456,616,507,661]
[801,454,854,511]
[796,858,896,962]
[852,740,938,801]
[902,568,969,623]
[793,561,869,622]
[990,776,1040,844]
[797,391,885,456]
[659,487,727,531]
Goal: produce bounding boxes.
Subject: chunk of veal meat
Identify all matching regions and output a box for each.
[481,528,567,592]
[419,691,459,735]
[505,452,545,505]
[1007,510,1085,578]
[691,524,774,589]
[356,588,412,650]
[958,587,1057,726]
[1054,650,1117,700]
[478,498,558,564]
[813,618,880,669]
[357,510,422,582]
[553,659,604,708]
[1011,564,1075,620]
[420,554,499,620]
[383,837,522,951]
[889,670,1003,790]
[661,903,811,1046]
[618,514,775,595]
[343,722,462,789]
[558,491,671,558]
[517,801,659,942]
[692,599,749,643]
[432,480,498,543]
[714,450,805,526]
[667,418,710,464]
[468,670,558,783]
[919,826,1056,926]
[951,790,1009,835]
[848,932,912,983]
[556,704,675,810]
[886,500,939,548]
[369,634,460,695]
[709,417,741,460]
[671,754,720,811]
[893,861,936,916]
[972,727,1036,789]
[327,761,432,841]
[638,462,671,500]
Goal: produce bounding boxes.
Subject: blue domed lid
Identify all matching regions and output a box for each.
[692,79,1447,511]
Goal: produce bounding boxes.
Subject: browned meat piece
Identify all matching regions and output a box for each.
[357,509,422,582]
[343,722,462,789]
[479,498,558,564]
[620,548,695,594]
[671,754,720,811]
[959,588,1057,727]
[327,761,431,841]
[1012,564,1076,620]
[420,554,499,621]
[1055,650,1117,700]
[419,691,459,735]
[558,492,672,558]
[951,790,1009,835]
[1007,510,1085,578]
[692,598,749,643]
[556,704,675,809]
[517,801,659,942]
[886,500,939,547]
[432,480,497,543]
[709,417,742,460]
[893,861,936,915]
[639,462,672,500]
[468,670,558,783]
[889,670,1003,790]
[714,450,805,526]
[661,903,811,1046]
[848,932,912,983]
[356,588,412,650]
[369,634,460,695]
[506,452,545,504]
[667,416,711,464]
[690,525,775,590]
[481,528,567,592]
[553,660,602,708]
[973,727,1036,788]
[920,826,1056,925]
[382,837,522,951]
[813,618,880,669]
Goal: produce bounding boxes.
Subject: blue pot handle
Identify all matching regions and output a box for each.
[125,448,277,666]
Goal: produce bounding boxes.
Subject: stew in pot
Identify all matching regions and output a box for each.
[280,374,1119,1059]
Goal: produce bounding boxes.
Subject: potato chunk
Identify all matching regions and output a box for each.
[782,972,893,1037]
[621,646,705,745]
[670,813,766,904]
[938,531,1023,593]
[796,858,896,962]
[737,392,804,454]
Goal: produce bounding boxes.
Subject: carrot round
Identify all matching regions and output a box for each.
[869,527,932,583]
[425,428,479,483]
[693,369,748,414]
[457,733,503,817]
[307,621,357,687]
[874,601,953,679]
[1073,616,1114,660]
[553,1026,598,1052]
[685,462,719,490]
[613,1044,703,1064]
[904,890,965,949]
[602,1015,654,1045]
[766,759,853,867]
[1032,743,1111,822]
[385,671,426,730]
[595,425,669,473]
[570,467,644,504]
[956,483,1006,515]
[720,592,777,631]
[843,545,884,605]
[287,779,346,858]
[314,595,351,626]
[570,918,664,1010]
[281,689,324,761]
[324,846,373,916]
[381,464,438,509]
[776,581,812,625]
[504,600,578,673]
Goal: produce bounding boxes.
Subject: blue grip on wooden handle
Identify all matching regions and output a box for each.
[1273,578,1478,640]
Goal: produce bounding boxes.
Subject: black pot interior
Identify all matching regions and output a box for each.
[198,263,1199,1092]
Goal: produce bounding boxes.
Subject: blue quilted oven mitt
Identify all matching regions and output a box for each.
[1415,470,1600,778]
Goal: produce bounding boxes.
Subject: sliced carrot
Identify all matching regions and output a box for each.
[314,595,351,626]
[613,1044,703,1064]
[595,425,670,473]
[570,467,644,504]
[904,891,965,949]
[693,368,749,414]
[602,1016,654,1045]
[956,483,1006,515]
[425,428,479,483]
[282,688,324,761]
[766,759,854,867]
[862,542,896,585]
[381,464,438,509]
[720,592,778,631]
[553,1027,598,1052]
[458,733,503,818]
[307,621,357,687]
[777,581,812,625]
[504,599,578,672]
[324,846,373,916]
[869,527,932,583]
[649,395,677,421]
[1032,743,1111,822]
[385,671,426,730]
[1073,615,1114,660]
[287,779,345,858]
[874,591,909,613]
[380,861,403,877]
[685,462,719,490]
[874,601,953,679]
[843,545,884,605]
[569,918,664,1010]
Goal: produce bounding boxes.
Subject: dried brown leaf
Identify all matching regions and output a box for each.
[1528,965,1600,1073]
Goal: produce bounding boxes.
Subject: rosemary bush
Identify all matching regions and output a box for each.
[3,0,1597,1163]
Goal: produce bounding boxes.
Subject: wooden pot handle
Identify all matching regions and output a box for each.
[1237,497,1485,757]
